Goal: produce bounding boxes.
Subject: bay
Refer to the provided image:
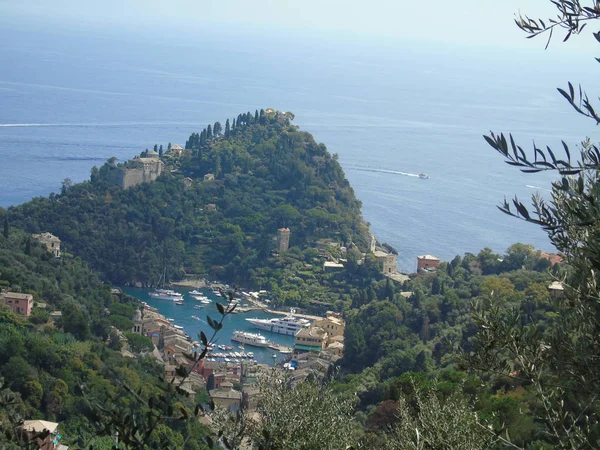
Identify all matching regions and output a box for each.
[1,26,596,272]
[122,287,295,366]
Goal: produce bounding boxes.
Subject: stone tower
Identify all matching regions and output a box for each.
[276,228,291,253]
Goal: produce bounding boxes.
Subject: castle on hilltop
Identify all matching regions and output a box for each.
[110,150,164,189]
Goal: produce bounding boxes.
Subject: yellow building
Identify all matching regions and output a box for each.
[209,382,242,413]
[314,311,345,341]
[295,326,328,353]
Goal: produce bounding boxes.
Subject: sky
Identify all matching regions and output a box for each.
[0,0,594,52]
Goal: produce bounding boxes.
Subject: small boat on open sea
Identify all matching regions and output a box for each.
[191,315,200,320]
[418,173,430,179]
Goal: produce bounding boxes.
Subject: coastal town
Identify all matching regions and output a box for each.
[1,228,566,446]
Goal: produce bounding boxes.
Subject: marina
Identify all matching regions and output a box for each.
[123,287,296,365]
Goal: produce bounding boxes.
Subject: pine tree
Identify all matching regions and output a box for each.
[3,217,8,239]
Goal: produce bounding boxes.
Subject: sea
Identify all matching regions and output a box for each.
[122,286,295,366]
[0,25,597,272]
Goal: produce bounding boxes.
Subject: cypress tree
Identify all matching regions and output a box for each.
[207,124,212,139]
[232,118,236,130]
[255,109,259,122]
[3,217,8,239]
[225,119,230,137]
[153,144,158,152]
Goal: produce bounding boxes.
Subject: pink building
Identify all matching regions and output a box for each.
[3,292,34,316]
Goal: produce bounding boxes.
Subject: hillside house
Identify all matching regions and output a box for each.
[417,254,440,272]
[32,232,61,257]
[20,420,67,450]
[3,292,34,316]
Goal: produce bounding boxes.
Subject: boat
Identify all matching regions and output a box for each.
[246,311,311,336]
[193,305,203,309]
[190,289,202,295]
[191,315,200,320]
[175,301,184,305]
[167,318,175,322]
[272,354,277,358]
[149,289,184,301]
[418,173,430,179]
[174,325,184,330]
[231,330,271,347]
[192,295,210,302]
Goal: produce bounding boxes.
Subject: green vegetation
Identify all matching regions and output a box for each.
[0,228,210,449]
[1,0,599,445]
[5,111,370,306]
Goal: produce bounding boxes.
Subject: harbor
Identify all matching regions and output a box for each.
[122,287,296,365]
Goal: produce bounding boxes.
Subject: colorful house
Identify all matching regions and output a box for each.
[3,292,34,316]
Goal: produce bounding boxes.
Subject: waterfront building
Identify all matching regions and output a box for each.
[3,292,34,316]
[209,382,242,413]
[417,254,440,272]
[32,232,61,257]
[276,227,291,252]
[294,326,328,353]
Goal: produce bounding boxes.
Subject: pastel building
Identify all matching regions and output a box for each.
[3,292,34,316]
[374,250,397,274]
[294,326,328,353]
[209,382,242,413]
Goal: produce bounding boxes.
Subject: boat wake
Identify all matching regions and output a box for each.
[525,185,552,193]
[349,167,420,177]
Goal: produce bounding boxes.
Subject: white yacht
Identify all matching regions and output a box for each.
[149,289,183,301]
[231,330,271,347]
[246,312,311,336]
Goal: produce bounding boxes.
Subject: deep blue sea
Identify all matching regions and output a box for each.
[0,26,596,271]
[122,287,294,366]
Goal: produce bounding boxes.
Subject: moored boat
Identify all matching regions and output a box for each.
[246,311,311,336]
[231,330,271,347]
[149,289,184,301]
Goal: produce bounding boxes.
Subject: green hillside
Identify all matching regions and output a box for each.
[6,110,370,295]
